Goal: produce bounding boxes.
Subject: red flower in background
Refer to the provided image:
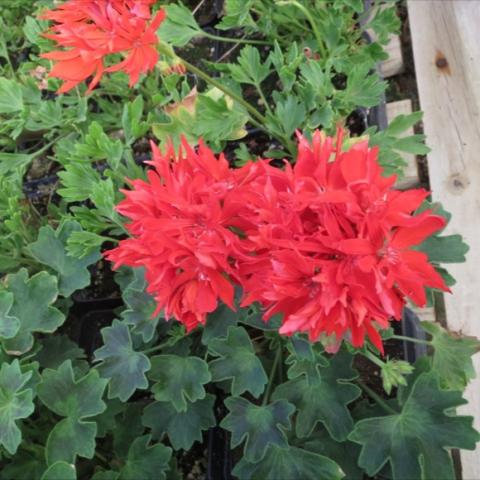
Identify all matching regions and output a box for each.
[105,139,253,331]
[41,0,164,93]
[236,130,449,353]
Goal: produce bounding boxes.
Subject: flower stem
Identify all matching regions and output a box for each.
[202,31,271,46]
[390,334,431,346]
[262,347,282,406]
[361,349,386,368]
[277,1,327,60]
[142,339,173,355]
[357,380,398,415]
[180,57,267,125]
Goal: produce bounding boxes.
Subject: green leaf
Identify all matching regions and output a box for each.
[148,354,211,412]
[233,445,343,480]
[41,462,76,480]
[349,372,480,480]
[113,403,144,458]
[417,234,469,264]
[216,0,256,31]
[386,111,423,136]
[67,231,107,259]
[338,66,386,108]
[94,320,151,401]
[121,271,163,343]
[158,4,202,46]
[28,221,101,296]
[208,326,267,397]
[92,472,120,480]
[274,97,306,137]
[34,335,86,370]
[221,397,295,463]
[194,92,248,144]
[0,153,34,176]
[201,303,238,345]
[0,291,19,339]
[0,78,23,113]
[37,360,108,465]
[273,349,360,440]
[122,96,149,145]
[142,395,216,450]
[74,121,123,169]
[0,360,34,454]
[421,321,480,390]
[58,163,102,202]
[304,427,363,480]
[228,46,271,86]
[0,269,65,355]
[119,435,172,480]
[380,359,414,395]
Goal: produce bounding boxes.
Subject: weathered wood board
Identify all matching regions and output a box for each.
[408,1,480,477]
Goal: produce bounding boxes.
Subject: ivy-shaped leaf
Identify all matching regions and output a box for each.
[349,372,480,480]
[119,435,172,480]
[303,427,363,480]
[120,270,163,343]
[273,349,361,440]
[417,233,469,264]
[148,354,211,412]
[0,360,34,454]
[94,320,151,401]
[0,269,65,355]
[41,462,76,480]
[201,303,237,345]
[421,321,480,390]
[0,291,19,339]
[221,397,295,463]
[233,445,343,480]
[208,326,267,398]
[37,360,108,465]
[28,221,101,296]
[34,335,86,370]
[142,394,216,451]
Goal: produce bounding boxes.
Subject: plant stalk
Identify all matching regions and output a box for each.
[390,334,431,346]
[262,346,282,406]
[357,380,398,415]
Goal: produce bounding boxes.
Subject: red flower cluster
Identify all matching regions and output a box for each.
[41,0,164,93]
[106,131,449,352]
[106,139,253,331]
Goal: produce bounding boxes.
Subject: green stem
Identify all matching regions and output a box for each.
[362,349,386,368]
[390,334,431,346]
[357,380,398,415]
[262,347,282,406]
[202,31,271,46]
[31,133,69,159]
[143,339,173,355]
[277,1,328,60]
[95,451,109,465]
[255,82,274,117]
[180,57,267,125]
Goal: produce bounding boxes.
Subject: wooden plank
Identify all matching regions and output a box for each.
[386,100,420,188]
[381,33,404,78]
[408,1,480,477]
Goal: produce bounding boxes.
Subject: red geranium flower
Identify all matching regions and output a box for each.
[237,130,449,353]
[40,0,164,93]
[105,139,252,331]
